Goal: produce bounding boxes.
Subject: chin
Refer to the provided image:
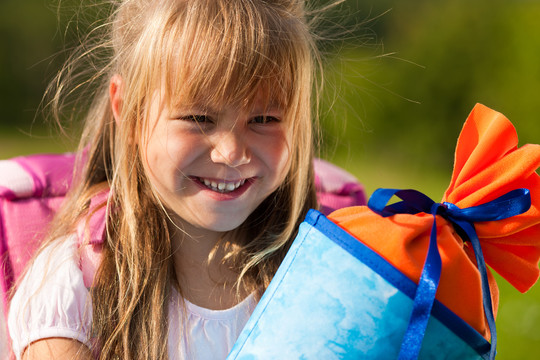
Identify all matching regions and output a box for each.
[206,221,245,233]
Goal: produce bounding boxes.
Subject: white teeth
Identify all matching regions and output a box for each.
[199,177,246,193]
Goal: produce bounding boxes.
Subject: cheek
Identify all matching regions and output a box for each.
[145,126,206,187]
[162,129,205,170]
[258,129,292,180]
[275,140,292,180]
[142,127,166,176]
[142,125,182,189]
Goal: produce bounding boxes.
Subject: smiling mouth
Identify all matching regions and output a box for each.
[196,177,247,193]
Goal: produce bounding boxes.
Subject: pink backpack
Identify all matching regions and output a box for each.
[0,154,76,315]
[313,158,366,213]
[0,153,365,356]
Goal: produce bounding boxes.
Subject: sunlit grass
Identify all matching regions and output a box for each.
[0,127,75,158]
[496,274,540,359]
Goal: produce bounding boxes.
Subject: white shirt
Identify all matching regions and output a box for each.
[8,235,256,360]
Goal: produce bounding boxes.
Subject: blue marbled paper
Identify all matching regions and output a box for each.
[227,210,490,360]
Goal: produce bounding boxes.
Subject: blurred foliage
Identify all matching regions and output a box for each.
[0,1,61,129]
[318,0,540,196]
[1,0,540,358]
[0,0,110,134]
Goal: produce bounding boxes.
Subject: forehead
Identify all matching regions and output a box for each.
[152,2,299,114]
[163,85,286,115]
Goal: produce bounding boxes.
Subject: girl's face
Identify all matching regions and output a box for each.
[140,91,292,239]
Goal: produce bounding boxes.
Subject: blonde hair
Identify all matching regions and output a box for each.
[46,0,321,358]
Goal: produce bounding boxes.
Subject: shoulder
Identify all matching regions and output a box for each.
[8,234,94,359]
[11,234,82,295]
[20,338,93,360]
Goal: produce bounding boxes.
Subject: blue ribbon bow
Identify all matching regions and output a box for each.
[368,188,531,360]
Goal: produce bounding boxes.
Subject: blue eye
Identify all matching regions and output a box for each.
[175,115,214,125]
[181,115,211,123]
[251,115,280,124]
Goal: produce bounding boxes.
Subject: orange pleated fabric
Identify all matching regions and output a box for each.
[328,104,540,339]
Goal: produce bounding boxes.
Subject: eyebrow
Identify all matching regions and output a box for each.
[171,100,283,115]
[169,101,216,115]
[250,100,282,112]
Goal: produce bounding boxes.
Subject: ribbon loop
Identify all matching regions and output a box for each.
[368,189,436,217]
[443,188,531,223]
[368,187,531,360]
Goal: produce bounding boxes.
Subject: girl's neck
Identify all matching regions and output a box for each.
[170,220,251,310]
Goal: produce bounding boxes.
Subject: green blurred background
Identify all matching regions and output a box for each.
[1,0,539,358]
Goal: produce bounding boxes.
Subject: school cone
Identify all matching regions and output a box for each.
[227,104,540,360]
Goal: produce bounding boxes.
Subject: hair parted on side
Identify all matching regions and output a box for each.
[43,0,328,358]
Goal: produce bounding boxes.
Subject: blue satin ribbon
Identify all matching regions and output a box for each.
[368,188,531,360]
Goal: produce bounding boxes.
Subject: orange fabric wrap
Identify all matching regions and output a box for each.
[328,104,540,338]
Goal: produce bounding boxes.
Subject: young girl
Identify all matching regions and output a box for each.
[8,0,320,358]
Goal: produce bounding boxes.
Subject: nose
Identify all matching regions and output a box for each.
[210,128,250,167]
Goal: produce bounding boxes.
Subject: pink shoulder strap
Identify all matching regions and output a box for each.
[77,191,108,288]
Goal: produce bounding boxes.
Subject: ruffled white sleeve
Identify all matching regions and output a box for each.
[7,234,93,359]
